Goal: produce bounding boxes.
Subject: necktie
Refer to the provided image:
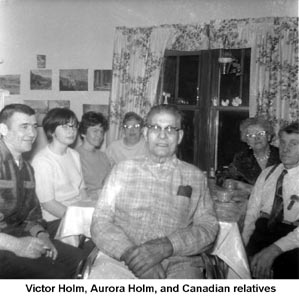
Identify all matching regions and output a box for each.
[267,169,288,230]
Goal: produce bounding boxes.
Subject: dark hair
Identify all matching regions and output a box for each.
[145,104,183,128]
[239,116,274,142]
[278,122,299,137]
[79,111,108,137]
[42,107,78,142]
[0,103,35,125]
[122,112,144,127]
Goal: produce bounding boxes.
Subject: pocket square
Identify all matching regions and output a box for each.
[177,185,192,198]
[287,195,299,210]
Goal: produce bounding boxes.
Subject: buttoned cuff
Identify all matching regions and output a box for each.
[166,233,181,256]
[274,238,297,252]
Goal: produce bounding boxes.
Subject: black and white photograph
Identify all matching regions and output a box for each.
[59,69,88,91]
[30,69,52,90]
[0,74,20,94]
[94,69,112,90]
[23,99,48,126]
[0,0,298,297]
[37,54,46,68]
[24,99,70,126]
[83,103,109,117]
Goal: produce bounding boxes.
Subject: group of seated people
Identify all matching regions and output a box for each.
[0,102,298,279]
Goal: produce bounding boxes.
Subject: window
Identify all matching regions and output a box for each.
[215,109,249,168]
[158,48,251,172]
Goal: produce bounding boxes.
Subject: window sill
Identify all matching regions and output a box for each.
[211,106,249,111]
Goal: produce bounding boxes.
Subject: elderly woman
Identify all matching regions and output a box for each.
[223,117,280,193]
[105,111,147,165]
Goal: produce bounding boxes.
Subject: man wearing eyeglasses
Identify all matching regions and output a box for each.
[91,104,218,279]
[105,111,147,165]
[0,104,85,278]
[242,122,299,279]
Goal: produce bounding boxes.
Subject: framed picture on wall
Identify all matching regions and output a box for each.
[59,69,88,91]
[30,70,52,90]
[0,89,11,111]
[94,70,112,91]
[83,104,109,118]
[24,100,70,126]
[24,100,48,126]
[37,54,46,68]
[48,100,70,110]
[0,74,21,94]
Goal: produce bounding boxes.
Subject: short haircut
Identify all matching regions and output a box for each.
[278,122,299,137]
[239,116,274,142]
[122,112,144,127]
[79,111,108,137]
[145,104,183,128]
[0,103,35,126]
[42,107,78,142]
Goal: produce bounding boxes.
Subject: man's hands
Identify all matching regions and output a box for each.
[121,237,173,278]
[140,263,166,279]
[37,232,58,260]
[250,244,282,278]
[13,235,57,260]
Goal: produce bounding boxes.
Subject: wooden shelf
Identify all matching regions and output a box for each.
[210,106,249,111]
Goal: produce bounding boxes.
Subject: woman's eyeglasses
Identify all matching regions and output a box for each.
[123,124,141,130]
[246,130,266,139]
[61,123,78,130]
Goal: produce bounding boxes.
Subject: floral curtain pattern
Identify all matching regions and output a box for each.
[108,26,176,143]
[208,17,298,135]
[170,23,210,51]
[108,17,298,143]
[254,17,298,135]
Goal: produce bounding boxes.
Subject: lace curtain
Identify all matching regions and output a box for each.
[108,17,298,143]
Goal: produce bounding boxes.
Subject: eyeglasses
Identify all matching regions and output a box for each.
[123,124,141,130]
[246,130,266,139]
[147,124,181,136]
[61,123,78,130]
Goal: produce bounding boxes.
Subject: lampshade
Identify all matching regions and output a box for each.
[218,53,234,75]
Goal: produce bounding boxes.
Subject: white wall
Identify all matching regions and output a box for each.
[0,0,298,154]
[0,0,297,115]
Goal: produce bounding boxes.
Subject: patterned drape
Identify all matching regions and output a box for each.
[254,18,298,133]
[208,17,298,136]
[108,26,177,144]
[108,17,298,143]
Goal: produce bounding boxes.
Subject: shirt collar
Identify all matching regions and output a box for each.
[285,163,299,176]
[0,139,24,169]
[143,154,178,170]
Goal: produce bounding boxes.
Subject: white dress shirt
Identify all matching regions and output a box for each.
[242,163,299,252]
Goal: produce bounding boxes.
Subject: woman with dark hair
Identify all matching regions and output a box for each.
[222,116,281,193]
[77,111,111,200]
[31,108,89,237]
